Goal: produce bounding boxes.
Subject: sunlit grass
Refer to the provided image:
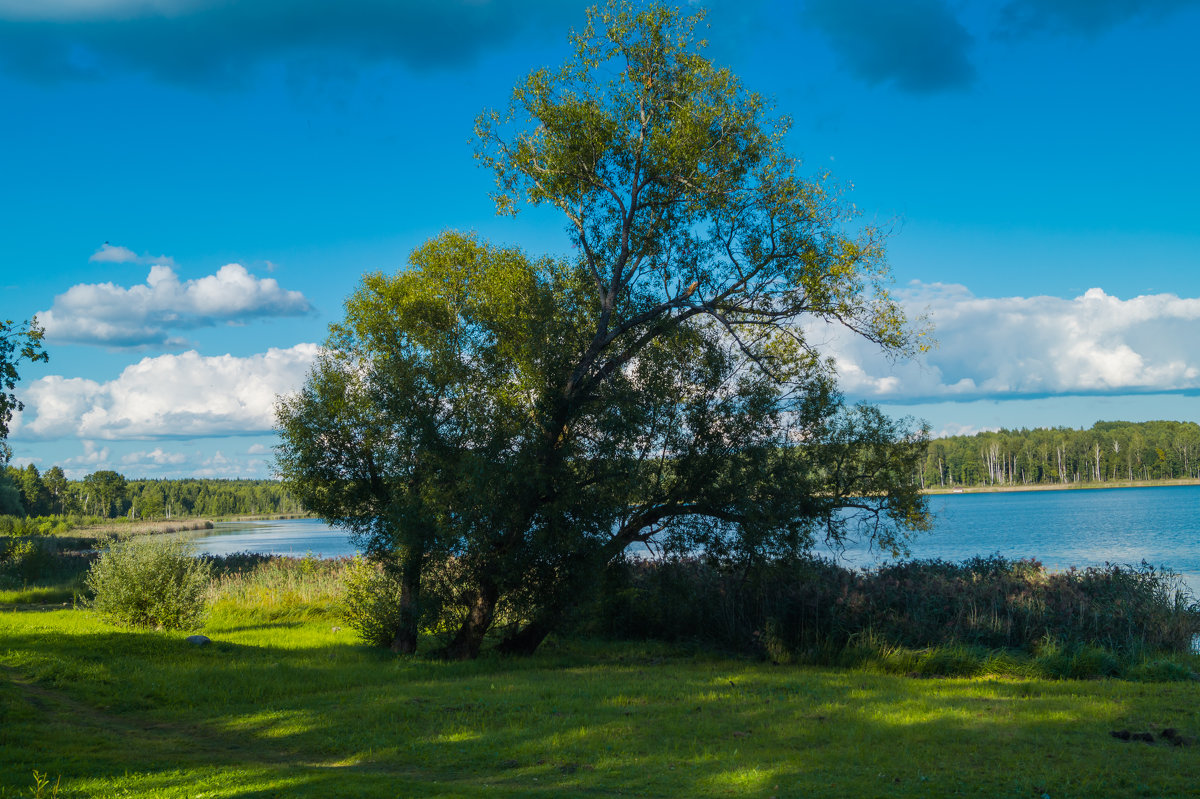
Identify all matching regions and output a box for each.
[3,601,1200,798]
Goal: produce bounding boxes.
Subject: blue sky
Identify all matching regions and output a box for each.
[2,0,1199,478]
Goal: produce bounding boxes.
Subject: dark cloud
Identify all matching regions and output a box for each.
[0,0,587,87]
[804,0,974,93]
[999,0,1200,36]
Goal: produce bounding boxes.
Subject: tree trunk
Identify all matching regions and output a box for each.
[441,583,499,660]
[497,615,557,656]
[388,563,423,655]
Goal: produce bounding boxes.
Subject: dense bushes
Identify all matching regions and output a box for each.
[85,536,212,630]
[0,514,86,536]
[0,536,56,585]
[590,555,1200,660]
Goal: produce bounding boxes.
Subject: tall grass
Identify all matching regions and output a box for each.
[205,553,352,610]
[591,554,1200,662]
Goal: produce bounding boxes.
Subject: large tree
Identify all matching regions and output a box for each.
[0,317,48,464]
[278,2,930,659]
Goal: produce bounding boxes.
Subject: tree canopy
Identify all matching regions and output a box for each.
[277,1,930,659]
[0,317,48,464]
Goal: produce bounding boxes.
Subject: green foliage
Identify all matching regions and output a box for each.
[84,536,212,630]
[81,470,127,519]
[0,470,21,515]
[592,555,1200,659]
[339,556,410,649]
[0,536,56,586]
[922,420,1200,487]
[0,317,48,464]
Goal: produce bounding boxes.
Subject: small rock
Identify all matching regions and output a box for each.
[1160,728,1179,742]
[186,634,211,647]
[331,626,342,633]
[1110,730,1132,741]
[1131,731,1156,743]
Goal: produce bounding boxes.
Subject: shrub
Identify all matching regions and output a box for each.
[84,535,212,630]
[0,537,56,585]
[340,556,408,648]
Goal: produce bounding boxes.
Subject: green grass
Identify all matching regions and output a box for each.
[3,599,1200,798]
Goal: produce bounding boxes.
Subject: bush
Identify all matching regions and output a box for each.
[340,556,408,648]
[0,537,56,586]
[84,536,212,630]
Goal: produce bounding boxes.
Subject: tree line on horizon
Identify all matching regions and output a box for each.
[922,420,1200,488]
[4,417,1197,522]
[0,466,302,520]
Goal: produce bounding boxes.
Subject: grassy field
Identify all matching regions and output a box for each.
[3,587,1200,799]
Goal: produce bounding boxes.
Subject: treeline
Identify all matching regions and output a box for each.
[0,465,303,519]
[923,420,1200,488]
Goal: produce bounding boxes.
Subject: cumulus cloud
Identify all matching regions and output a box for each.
[820,284,1200,401]
[0,0,585,86]
[89,242,175,266]
[804,0,975,93]
[121,447,186,466]
[61,441,112,473]
[38,263,313,347]
[999,0,1200,36]
[10,343,318,440]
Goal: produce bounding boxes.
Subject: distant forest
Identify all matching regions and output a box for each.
[4,419,1199,520]
[1,467,303,520]
[922,420,1200,488]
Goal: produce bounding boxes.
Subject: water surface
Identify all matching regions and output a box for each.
[190,486,1200,590]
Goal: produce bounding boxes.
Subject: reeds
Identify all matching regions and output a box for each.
[591,555,1200,663]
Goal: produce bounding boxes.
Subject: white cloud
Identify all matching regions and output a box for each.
[59,441,112,476]
[11,343,319,440]
[39,263,313,347]
[88,242,175,266]
[121,447,187,466]
[824,284,1200,401]
[246,443,270,455]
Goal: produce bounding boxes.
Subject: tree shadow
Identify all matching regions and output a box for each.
[1,617,1196,798]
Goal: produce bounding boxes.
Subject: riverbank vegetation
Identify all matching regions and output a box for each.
[2,551,1200,797]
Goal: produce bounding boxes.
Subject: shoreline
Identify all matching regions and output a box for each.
[923,478,1200,496]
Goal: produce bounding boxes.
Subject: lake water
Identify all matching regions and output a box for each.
[190,485,1200,591]
[834,486,1200,591]
[190,518,361,558]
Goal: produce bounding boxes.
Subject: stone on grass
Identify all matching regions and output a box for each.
[186,634,212,647]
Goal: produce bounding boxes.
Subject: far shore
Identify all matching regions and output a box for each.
[923,477,1200,495]
[66,514,310,538]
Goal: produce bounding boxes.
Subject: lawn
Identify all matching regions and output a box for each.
[2,599,1198,798]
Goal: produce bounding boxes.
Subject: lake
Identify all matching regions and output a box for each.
[189,485,1200,590]
[189,518,360,558]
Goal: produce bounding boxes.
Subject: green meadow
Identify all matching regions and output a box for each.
[3,563,1199,799]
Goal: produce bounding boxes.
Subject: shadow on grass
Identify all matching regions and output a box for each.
[2,612,1198,798]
